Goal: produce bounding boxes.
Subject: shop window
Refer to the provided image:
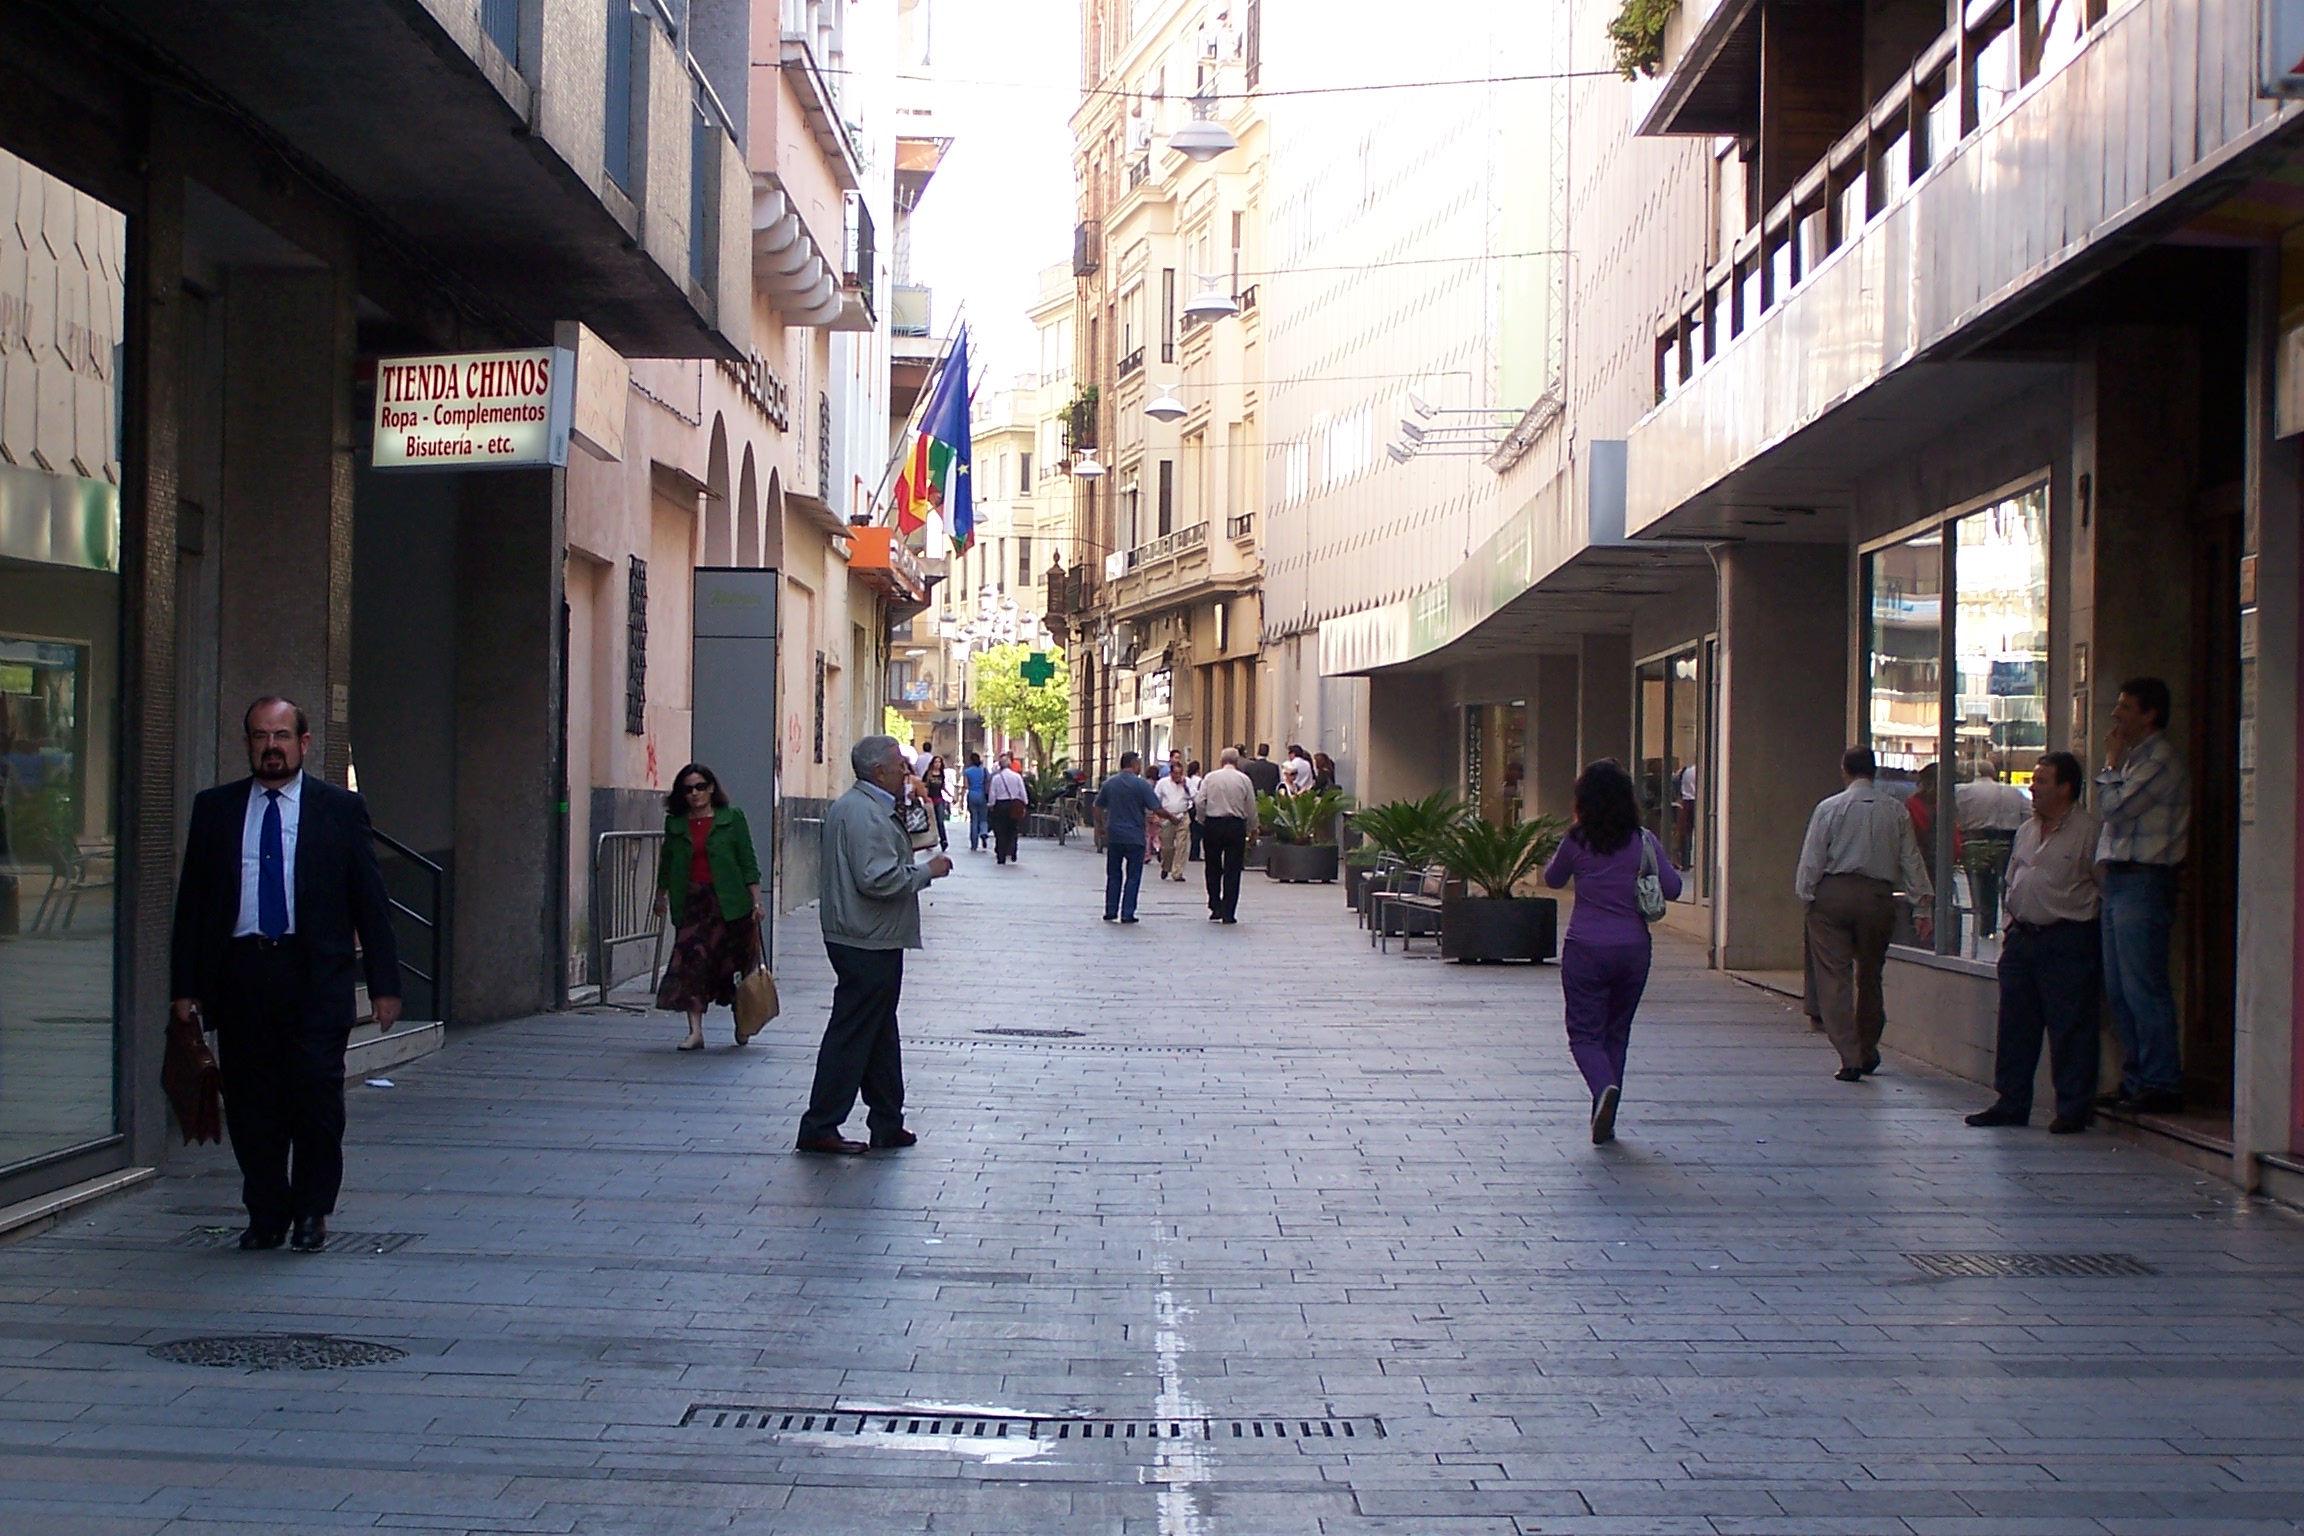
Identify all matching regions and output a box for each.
[1463,702,1527,829]
[0,151,126,1175]
[1637,646,1709,900]
[1864,482,2050,962]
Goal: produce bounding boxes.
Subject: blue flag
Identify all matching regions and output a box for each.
[923,326,974,555]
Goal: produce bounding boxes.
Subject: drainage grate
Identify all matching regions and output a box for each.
[682,1404,1384,1446]
[976,1027,1085,1039]
[148,1334,408,1370]
[1905,1252,2157,1278]
[172,1226,420,1255]
[911,1036,1207,1054]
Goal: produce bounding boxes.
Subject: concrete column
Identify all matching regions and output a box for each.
[1532,652,1580,819]
[1577,632,1632,770]
[1716,543,1848,972]
[216,268,348,775]
[451,468,567,1023]
[1364,671,1449,805]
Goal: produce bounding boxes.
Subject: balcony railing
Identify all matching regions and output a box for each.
[1126,156,1151,190]
[1117,346,1144,378]
[1236,284,1257,314]
[1226,511,1253,540]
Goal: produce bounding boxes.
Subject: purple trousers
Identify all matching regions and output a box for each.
[1559,939,1652,1100]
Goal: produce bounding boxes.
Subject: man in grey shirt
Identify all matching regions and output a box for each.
[798,735,952,1155]
[1795,746,1934,1082]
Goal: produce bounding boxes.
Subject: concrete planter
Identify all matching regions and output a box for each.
[1244,837,1273,870]
[1440,896,1557,963]
[1264,842,1339,883]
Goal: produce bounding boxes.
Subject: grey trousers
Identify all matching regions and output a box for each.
[1805,873,1896,1071]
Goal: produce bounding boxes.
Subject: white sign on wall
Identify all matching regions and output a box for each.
[372,348,574,469]
[2263,0,2304,94]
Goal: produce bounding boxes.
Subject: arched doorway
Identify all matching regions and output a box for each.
[703,414,732,565]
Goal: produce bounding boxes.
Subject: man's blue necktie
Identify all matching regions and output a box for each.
[258,789,288,939]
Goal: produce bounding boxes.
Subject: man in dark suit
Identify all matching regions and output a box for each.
[170,697,401,1253]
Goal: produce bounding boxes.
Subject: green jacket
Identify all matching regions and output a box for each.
[657,806,762,925]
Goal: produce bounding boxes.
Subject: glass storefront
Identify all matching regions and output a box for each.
[1637,644,1708,900]
[0,148,126,1174]
[1864,483,2050,962]
[1463,700,1527,826]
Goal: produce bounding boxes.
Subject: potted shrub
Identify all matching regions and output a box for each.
[1260,789,1348,882]
[1435,815,1566,962]
[1346,793,1472,907]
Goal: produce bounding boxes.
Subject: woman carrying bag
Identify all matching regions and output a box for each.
[653,763,766,1051]
[1542,760,1680,1144]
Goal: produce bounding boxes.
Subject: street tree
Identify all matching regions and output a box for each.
[972,642,1069,770]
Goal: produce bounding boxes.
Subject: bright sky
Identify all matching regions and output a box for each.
[905,0,1080,393]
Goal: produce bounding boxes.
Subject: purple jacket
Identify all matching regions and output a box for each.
[1543,827,1681,948]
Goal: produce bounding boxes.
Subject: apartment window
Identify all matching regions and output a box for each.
[1020,450,1033,487]
[1244,0,1261,88]
[1160,268,1176,363]
[604,0,638,193]
[1017,536,1033,589]
[1863,482,2049,963]
[689,91,717,288]
[1157,459,1174,537]
[482,0,521,65]
[1229,212,1244,297]
[625,556,648,733]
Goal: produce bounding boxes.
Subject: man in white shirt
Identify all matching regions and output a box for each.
[1795,746,1934,1082]
[1196,748,1259,922]
[985,753,1029,865]
[1966,752,2103,1134]
[1154,757,1195,881]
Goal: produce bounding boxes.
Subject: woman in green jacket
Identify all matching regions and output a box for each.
[652,762,763,1050]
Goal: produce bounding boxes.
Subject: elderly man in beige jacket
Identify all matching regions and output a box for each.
[796,735,951,1155]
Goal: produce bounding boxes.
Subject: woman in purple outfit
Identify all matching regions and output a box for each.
[1543,760,1681,1143]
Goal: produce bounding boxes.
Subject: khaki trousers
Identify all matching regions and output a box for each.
[1159,819,1190,880]
[1805,873,1896,1071]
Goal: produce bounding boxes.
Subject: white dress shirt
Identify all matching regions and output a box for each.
[987,767,1028,802]
[2004,806,2102,925]
[1954,777,2032,834]
[1794,777,1933,904]
[1155,774,1194,818]
[235,774,303,936]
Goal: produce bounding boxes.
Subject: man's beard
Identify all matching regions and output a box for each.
[258,751,291,776]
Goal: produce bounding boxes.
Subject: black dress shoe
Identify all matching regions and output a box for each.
[2130,1089,2187,1115]
[288,1217,327,1253]
[1834,1066,1865,1082]
[796,1135,869,1156]
[1965,1104,2027,1127]
[2095,1089,2136,1111]
[870,1128,918,1149]
[2048,1113,2092,1135]
[1861,1056,1882,1075]
[238,1224,287,1251]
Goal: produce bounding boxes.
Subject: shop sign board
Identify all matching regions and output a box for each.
[373,347,575,469]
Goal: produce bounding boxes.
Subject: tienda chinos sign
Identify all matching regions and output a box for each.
[372,348,575,469]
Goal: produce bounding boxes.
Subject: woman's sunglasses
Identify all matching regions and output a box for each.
[680,781,713,795]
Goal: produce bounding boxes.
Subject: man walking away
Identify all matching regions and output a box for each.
[170,697,402,1254]
[1796,746,1933,1082]
[1967,752,2102,1133]
[986,753,1029,865]
[1198,747,1258,923]
[1095,751,1171,922]
[1155,757,1194,881]
[1954,762,2031,940]
[799,735,952,1155]
[961,750,989,852]
[2094,677,2190,1113]
[1243,743,1283,799]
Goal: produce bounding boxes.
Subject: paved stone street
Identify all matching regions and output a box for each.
[5,840,2304,1534]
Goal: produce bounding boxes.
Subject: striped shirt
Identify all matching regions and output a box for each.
[2093,730,2189,865]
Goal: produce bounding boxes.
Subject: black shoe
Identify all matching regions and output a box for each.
[1103,914,1118,922]
[870,1128,918,1150]
[1208,912,1222,921]
[237,1224,286,1252]
[797,1136,869,1156]
[2095,1089,2136,1111]
[1590,1084,1620,1145]
[1120,916,1139,924]
[2048,1113,2092,1135]
[1861,1056,1882,1076]
[1965,1104,2027,1127]
[288,1217,327,1253]
[2130,1089,2187,1115]
[1834,1067,1865,1083]
[1221,916,1238,924]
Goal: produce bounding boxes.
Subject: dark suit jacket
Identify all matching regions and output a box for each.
[169,774,402,1030]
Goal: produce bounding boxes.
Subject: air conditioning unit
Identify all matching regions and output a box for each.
[1128,116,1152,151]
[1198,29,1221,59]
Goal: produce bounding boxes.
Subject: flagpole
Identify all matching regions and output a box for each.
[867,300,970,524]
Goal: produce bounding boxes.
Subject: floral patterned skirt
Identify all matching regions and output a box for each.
[657,879,755,1014]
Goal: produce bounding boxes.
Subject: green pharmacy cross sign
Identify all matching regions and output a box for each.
[1020,651,1056,688]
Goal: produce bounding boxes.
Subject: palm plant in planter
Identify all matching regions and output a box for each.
[1259,789,1349,882]
[1434,814,1567,962]
[1345,793,1473,906]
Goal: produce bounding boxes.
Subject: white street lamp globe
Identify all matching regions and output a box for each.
[1072,449,1106,480]
[1169,117,1238,163]
[1145,390,1187,423]
[1182,277,1238,322]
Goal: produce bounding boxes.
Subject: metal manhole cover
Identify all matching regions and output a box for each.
[172,1226,420,1255]
[682,1404,1384,1448]
[975,1027,1085,1039]
[1905,1252,2157,1278]
[148,1334,407,1370]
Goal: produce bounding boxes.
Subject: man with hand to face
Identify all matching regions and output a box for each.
[170,698,401,1254]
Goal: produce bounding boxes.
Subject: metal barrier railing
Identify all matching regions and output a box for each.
[591,830,666,1007]
[371,827,444,1022]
